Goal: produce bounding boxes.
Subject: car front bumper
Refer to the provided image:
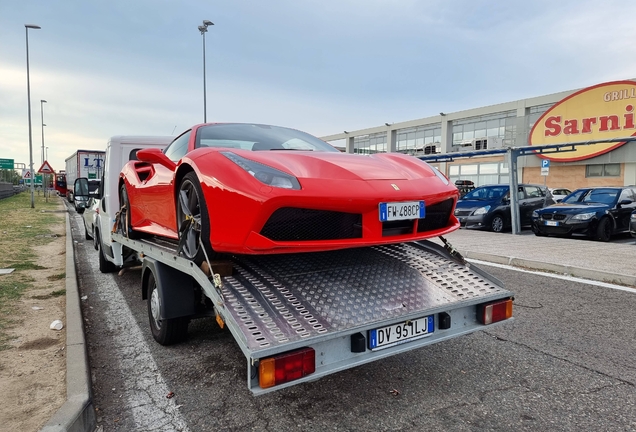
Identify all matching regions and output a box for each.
[532,218,597,236]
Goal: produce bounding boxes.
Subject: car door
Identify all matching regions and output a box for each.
[519,186,543,225]
[142,130,191,237]
[614,188,636,231]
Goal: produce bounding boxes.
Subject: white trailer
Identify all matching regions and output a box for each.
[79,136,515,395]
[65,149,105,212]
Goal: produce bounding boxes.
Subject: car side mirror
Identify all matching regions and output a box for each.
[74,178,89,198]
[136,148,177,171]
[618,199,632,207]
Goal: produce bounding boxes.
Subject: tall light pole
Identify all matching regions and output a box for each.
[40,99,47,164]
[198,20,214,123]
[25,24,41,208]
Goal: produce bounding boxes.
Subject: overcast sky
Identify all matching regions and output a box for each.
[2,0,636,173]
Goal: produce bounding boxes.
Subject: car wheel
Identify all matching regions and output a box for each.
[177,172,216,265]
[596,217,612,242]
[490,214,505,233]
[146,272,189,345]
[84,222,91,240]
[119,184,141,240]
[92,227,98,250]
[97,230,117,273]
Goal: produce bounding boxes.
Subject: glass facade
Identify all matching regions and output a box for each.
[448,162,509,186]
[396,124,442,156]
[586,163,621,177]
[353,132,387,154]
[526,103,553,135]
[452,111,517,147]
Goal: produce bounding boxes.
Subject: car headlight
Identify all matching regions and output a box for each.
[532,210,539,218]
[631,213,636,220]
[473,205,491,215]
[572,212,595,221]
[222,152,301,190]
[454,209,461,216]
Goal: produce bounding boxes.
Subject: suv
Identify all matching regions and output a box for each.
[454,183,552,232]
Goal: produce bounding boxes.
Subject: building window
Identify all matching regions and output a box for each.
[585,163,620,177]
[448,162,509,187]
[452,111,517,148]
[396,124,441,156]
[354,132,387,154]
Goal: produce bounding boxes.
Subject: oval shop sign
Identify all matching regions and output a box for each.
[528,80,636,162]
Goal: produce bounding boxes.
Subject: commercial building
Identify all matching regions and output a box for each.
[321,80,636,189]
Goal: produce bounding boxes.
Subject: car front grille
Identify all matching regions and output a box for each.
[417,199,455,233]
[541,213,567,221]
[260,208,362,241]
[454,209,472,217]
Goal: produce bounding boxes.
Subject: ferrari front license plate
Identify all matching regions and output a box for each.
[545,220,559,226]
[379,201,425,222]
[368,316,434,350]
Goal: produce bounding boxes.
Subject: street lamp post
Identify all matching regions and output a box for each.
[25,24,41,208]
[198,20,214,123]
[41,99,47,164]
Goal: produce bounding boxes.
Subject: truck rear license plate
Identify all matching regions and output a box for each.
[368,315,434,350]
[379,201,425,222]
[545,220,559,226]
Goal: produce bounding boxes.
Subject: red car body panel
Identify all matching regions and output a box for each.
[120,123,460,255]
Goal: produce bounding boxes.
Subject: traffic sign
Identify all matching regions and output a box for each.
[22,169,32,179]
[540,158,550,176]
[38,160,55,174]
[0,158,14,170]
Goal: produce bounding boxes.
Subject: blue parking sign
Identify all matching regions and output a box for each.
[541,159,550,168]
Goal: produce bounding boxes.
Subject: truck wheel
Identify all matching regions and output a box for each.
[490,215,505,233]
[146,273,189,345]
[119,184,141,239]
[596,217,612,242]
[177,172,216,265]
[97,231,117,273]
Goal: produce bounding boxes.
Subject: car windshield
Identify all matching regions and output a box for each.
[195,124,339,152]
[462,185,508,201]
[562,188,619,205]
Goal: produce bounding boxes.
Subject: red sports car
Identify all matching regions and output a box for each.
[118,123,460,263]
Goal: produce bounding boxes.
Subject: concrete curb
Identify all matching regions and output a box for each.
[40,212,96,432]
[465,251,636,287]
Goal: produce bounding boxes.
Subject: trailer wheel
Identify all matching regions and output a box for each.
[147,273,189,345]
[97,230,117,273]
[177,172,216,265]
[119,184,141,240]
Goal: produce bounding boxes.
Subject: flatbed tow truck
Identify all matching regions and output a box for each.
[79,136,514,395]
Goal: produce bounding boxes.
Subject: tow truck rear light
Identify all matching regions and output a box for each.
[259,347,315,389]
[477,299,513,325]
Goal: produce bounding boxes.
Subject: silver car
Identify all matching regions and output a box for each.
[82,196,100,250]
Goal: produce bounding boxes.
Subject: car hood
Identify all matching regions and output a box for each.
[196,149,440,181]
[537,203,610,214]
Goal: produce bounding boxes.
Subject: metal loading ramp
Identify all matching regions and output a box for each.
[221,241,507,354]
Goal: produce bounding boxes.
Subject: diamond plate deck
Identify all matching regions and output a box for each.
[221,242,506,353]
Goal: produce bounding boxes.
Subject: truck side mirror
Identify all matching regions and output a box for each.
[74,178,89,198]
[136,148,177,171]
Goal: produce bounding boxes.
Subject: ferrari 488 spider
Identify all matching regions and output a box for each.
[118,123,460,263]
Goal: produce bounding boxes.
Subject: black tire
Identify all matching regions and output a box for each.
[177,172,215,265]
[119,184,141,239]
[596,217,612,242]
[146,273,189,345]
[93,227,99,250]
[490,214,505,233]
[84,222,91,240]
[97,230,117,273]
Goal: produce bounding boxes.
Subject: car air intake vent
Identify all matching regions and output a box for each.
[261,208,362,241]
[382,220,414,236]
[417,199,454,233]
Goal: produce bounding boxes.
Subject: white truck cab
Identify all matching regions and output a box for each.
[94,136,174,272]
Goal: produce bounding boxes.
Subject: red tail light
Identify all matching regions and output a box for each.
[259,347,315,389]
[477,299,513,325]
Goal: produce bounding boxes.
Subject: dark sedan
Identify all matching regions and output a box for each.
[532,186,636,241]
[455,183,552,232]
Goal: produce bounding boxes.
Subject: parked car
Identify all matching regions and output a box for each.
[82,196,100,250]
[532,186,636,241]
[631,209,636,239]
[454,183,552,232]
[548,187,572,203]
[118,122,461,264]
